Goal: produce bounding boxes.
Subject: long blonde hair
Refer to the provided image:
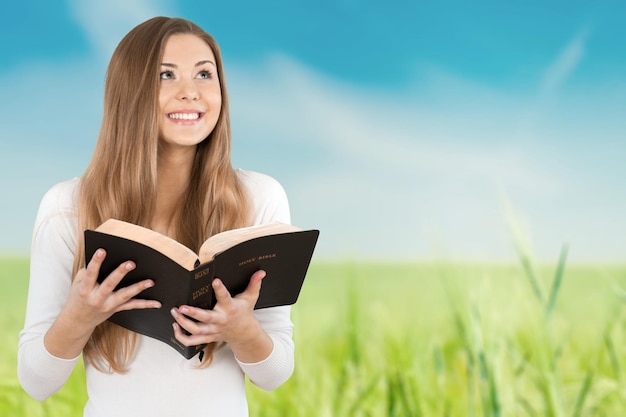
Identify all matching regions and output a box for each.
[73,17,250,372]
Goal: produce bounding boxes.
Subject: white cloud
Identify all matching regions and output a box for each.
[541,29,588,93]
[227,54,616,260]
[67,0,175,60]
[229,55,554,194]
[224,57,544,257]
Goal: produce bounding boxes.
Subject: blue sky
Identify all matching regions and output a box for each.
[1,0,625,262]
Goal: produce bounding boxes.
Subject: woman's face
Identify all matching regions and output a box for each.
[158,34,222,149]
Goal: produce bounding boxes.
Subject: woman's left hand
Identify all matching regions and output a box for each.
[170,269,273,362]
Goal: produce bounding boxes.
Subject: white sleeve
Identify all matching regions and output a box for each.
[18,181,81,401]
[235,170,295,389]
[236,306,294,390]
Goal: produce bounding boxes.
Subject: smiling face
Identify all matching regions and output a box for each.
[158,34,222,150]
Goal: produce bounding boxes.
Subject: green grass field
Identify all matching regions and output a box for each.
[2,255,626,416]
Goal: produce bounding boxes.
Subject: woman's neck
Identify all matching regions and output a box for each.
[152,145,196,236]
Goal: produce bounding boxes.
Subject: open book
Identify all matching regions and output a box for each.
[84,218,319,359]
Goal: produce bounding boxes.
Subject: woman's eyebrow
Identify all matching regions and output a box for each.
[160,60,216,68]
[195,60,216,67]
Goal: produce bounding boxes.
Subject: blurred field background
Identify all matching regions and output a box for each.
[4,253,626,416]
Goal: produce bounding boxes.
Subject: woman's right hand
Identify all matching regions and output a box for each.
[68,248,161,327]
[44,248,161,359]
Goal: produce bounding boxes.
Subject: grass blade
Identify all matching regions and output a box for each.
[546,244,568,318]
[572,370,594,417]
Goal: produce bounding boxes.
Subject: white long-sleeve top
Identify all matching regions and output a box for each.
[18,170,295,417]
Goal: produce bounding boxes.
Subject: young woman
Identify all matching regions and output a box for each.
[18,16,294,416]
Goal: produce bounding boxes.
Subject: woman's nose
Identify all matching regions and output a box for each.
[177,79,199,101]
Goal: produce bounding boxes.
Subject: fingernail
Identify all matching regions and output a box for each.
[144,280,154,288]
[153,302,162,308]
[125,262,135,270]
[170,307,178,316]
[96,249,104,258]
[180,306,189,313]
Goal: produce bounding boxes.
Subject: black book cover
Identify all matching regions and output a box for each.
[84,228,319,359]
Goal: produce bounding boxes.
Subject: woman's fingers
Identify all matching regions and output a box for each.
[82,248,107,287]
[171,306,212,333]
[82,249,160,313]
[115,296,161,313]
[113,278,155,299]
[113,279,161,312]
[211,278,233,307]
[239,270,265,304]
[213,270,265,308]
[97,260,136,294]
[170,308,216,347]
[172,322,213,346]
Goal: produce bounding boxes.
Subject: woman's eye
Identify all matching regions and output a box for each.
[160,71,174,80]
[197,70,212,79]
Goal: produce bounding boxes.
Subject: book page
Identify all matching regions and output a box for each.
[96,219,200,270]
[198,222,301,263]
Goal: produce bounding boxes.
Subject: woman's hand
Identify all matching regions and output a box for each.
[171,270,273,362]
[44,248,161,359]
[68,248,161,326]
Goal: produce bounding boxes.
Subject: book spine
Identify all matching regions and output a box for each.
[188,263,215,309]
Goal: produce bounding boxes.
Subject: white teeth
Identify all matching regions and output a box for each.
[169,113,200,120]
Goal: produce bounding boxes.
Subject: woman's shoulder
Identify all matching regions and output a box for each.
[236,169,284,193]
[235,169,291,225]
[37,178,80,214]
[34,178,80,228]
